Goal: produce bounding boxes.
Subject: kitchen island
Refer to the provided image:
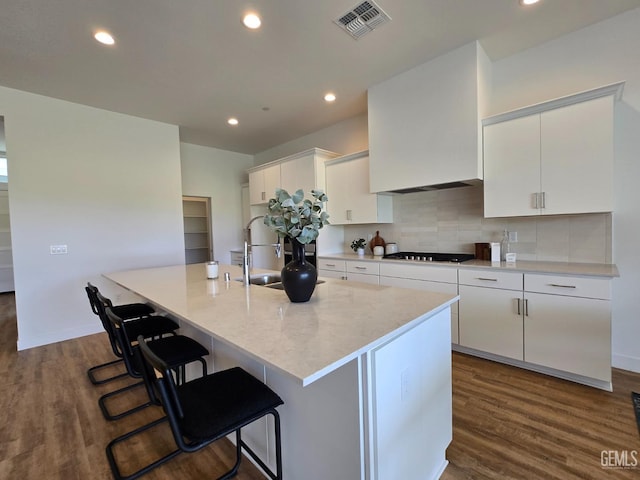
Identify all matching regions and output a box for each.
[105,263,457,480]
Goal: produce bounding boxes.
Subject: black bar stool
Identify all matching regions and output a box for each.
[85,282,156,385]
[99,307,209,421]
[105,335,284,480]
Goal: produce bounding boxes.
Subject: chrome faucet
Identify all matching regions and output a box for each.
[243,215,281,285]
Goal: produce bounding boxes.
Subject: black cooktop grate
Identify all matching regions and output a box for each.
[382,252,475,263]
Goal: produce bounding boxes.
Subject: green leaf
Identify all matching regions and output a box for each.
[291,189,304,204]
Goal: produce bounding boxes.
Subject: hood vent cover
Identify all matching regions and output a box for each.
[334,1,391,40]
[389,182,474,194]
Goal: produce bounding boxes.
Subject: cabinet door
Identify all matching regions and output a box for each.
[346,155,377,223]
[249,165,281,205]
[458,285,523,360]
[249,170,265,205]
[524,292,611,382]
[540,96,614,215]
[263,164,281,202]
[483,114,541,218]
[318,269,345,280]
[325,160,351,224]
[280,154,316,196]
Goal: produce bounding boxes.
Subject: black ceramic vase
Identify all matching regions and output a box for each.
[281,237,317,303]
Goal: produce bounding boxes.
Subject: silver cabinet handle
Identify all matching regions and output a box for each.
[524,298,529,316]
[261,191,266,201]
[476,277,498,282]
[548,283,576,289]
[533,192,539,209]
[324,263,336,267]
[516,298,521,315]
[541,191,546,209]
[346,209,352,221]
[355,266,367,270]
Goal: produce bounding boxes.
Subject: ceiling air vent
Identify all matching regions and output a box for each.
[334,1,391,40]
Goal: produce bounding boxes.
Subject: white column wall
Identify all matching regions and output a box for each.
[0,85,185,350]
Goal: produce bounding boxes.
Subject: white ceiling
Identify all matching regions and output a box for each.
[1,0,639,154]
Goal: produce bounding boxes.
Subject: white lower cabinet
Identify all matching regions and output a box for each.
[379,263,459,343]
[523,274,611,383]
[318,259,613,389]
[458,270,524,360]
[317,258,380,284]
[317,259,346,280]
[458,269,612,389]
[346,260,379,285]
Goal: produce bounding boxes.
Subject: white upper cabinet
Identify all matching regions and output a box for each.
[367,41,490,193]
[483,83,622,218]
[248,148,339,205]
[325,151,393,225]
[279,149,339,196]
[249,163,280,205]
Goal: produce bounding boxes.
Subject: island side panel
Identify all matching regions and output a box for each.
[366,307,452,480]
[266,358,364,480]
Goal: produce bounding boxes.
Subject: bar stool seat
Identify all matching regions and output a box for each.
[105,336,284,480]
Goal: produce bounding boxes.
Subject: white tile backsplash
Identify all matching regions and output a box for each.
[343,185,611,263]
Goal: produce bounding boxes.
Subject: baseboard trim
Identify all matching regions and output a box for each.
[17,324,103,351]
[452,344,613,391]
[612,353,640,374]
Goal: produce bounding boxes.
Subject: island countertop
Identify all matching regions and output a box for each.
[104,263,458,386]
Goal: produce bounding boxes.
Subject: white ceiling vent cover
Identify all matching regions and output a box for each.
[334,1,391,40]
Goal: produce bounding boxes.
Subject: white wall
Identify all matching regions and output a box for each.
[0,85,185,350]
[180,143,254,264]
[489,7,640,371]
[253,114,368,165]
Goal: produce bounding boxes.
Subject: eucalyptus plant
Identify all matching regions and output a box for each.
[264,188,329,244]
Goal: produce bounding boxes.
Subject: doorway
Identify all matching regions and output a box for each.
[0,116,14,292]
[182,196,213,264]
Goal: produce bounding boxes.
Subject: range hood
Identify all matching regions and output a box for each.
[387,180,480,194]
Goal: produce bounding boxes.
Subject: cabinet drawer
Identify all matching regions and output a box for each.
[459,269,523,291]
[346,261,380,275]
[318,269,346,280]
[379,262,457,283]
[317,259,346,272]
[525,274,611,300]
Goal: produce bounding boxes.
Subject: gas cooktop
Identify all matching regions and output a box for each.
[382,252,475,263]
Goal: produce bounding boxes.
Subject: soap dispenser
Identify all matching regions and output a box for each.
[500,230,510,261]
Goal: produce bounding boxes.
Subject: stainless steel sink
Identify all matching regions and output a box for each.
[245,273,282,286]
[236,273,325,289]
[265,279,325,290]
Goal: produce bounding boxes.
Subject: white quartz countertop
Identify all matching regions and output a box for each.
[318,253,619,278]
[104,263,457,386]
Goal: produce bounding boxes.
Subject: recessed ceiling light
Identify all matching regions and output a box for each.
[520,0,540,5]
[227,118,239,126]
[94,31,115,45]
[324,93,336,103]
[243,13,261,29]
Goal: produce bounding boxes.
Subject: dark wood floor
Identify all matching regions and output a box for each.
[1,291,639,479]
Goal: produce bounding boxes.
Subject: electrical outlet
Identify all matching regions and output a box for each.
[367,233,373,241]
[508,231,518,243]
[50,244,68,255]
